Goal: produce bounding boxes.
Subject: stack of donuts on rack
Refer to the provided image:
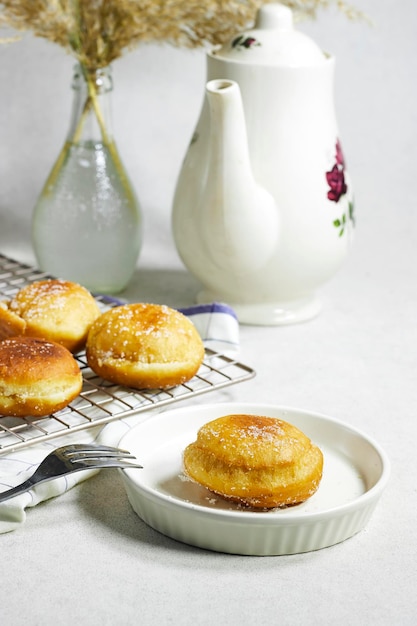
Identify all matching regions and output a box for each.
[0,279,205,418]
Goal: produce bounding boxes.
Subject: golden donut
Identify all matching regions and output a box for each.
[3,279,101,353]
[0,301,26,339]
[86,303,205,389]
[0,336,83,417]
[183,414,324,509]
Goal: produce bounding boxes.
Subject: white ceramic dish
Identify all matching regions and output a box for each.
[120,403,390,556]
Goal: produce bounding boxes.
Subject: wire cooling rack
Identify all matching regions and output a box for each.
[0,253,255,455]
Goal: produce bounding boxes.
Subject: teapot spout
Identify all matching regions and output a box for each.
[200,79,279,273]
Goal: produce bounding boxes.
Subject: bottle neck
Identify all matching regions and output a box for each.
[67,64,114,145]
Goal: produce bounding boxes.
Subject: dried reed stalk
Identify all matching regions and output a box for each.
[0,1,364,70]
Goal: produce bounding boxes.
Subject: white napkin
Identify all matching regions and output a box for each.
[0,302,239,533]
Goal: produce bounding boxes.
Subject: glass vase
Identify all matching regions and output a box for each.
[31,63,142,293]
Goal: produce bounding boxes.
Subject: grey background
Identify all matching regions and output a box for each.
[1,2,417,625]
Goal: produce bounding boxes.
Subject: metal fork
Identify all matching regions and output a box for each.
[0,444,142,503]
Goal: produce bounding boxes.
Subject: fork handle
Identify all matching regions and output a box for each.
[0,479,36,503]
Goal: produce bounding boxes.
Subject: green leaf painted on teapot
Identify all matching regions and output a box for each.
[231,35,261,50]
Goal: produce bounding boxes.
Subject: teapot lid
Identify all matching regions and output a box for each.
[211,3,326,66]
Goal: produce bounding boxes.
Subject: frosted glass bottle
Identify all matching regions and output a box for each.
[32,64,142,293]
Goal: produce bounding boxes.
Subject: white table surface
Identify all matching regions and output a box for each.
[1,1,416,624]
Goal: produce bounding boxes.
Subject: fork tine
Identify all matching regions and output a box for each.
[60,444,132,455]
[66,449,136,461]
[70,458,143,469]
[59,445,138,463]
[62,443,142,467]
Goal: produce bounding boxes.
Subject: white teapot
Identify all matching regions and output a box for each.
[172,3,354,325]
